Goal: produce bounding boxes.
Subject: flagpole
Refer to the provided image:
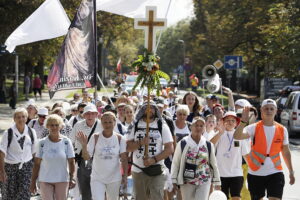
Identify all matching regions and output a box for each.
[93,0,98,92]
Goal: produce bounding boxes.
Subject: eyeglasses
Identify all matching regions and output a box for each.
[38,115,46,118]
[72,110,78,112]
[49,124,59,127]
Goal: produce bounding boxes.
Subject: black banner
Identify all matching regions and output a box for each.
[47,0,96,99]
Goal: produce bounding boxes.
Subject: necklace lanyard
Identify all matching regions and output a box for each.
[226,133,234,152]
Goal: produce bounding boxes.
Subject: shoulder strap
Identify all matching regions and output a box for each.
[180,139,187,152]
[32,120,36,128]
[28,127,35,144]
[186,121,192,131]
[206,141,211,160]
[158,119,163,136]
[87,121,98,142]
[7,128,13,148]
[206,141,214,170]
[117,123,123,135]
[72,117,78,128]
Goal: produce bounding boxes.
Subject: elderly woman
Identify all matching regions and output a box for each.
[174,105,191,142]
[30,114,75,200]
[0,108,37,200]
[40,107,72,138]
[182,92,202,122]
[77,112,128,200]
[171,117,221,200]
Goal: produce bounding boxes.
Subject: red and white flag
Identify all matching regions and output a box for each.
[116,57,122,72]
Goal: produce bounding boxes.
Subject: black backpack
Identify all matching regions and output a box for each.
[7,127,35,148]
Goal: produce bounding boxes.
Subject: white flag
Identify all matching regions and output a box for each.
[96,0,194,26]
[5,0,70,53]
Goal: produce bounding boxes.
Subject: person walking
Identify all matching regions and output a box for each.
[77,112,128,200]
[70,104,102,200]
[32,74,42,100]
[24,72,31,101]
[234,99,295,200]
[127,102,174,200]
[0,108,37,200]
[30,114,76,200]
[171,117,221,200]
[28,107,48,139]
[213,112,249,199]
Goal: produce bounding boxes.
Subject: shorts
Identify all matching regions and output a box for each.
[247,172,285,200]
[220,176,244,198]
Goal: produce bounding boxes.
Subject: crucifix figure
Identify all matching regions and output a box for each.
[134,6,167,52]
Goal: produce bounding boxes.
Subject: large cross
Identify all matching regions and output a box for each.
[134,6,167,52]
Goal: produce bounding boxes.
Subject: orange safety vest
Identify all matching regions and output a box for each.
[245,120,284,171]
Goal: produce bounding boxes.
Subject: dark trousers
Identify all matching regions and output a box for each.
[0,160,33,200]
[77,159,92,200]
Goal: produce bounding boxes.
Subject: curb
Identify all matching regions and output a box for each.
[289,139,300,146]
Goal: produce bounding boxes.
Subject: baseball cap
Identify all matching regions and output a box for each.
[82,104,98,115]
[261,99,277,108]
[235,99,251,108]
[37,107,48,116]
[206,94,218,100]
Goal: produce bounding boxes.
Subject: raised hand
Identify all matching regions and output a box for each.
[76,131,88,146]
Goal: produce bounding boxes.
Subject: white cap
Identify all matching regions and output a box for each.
[82,104,98,115]
[261,99,277,108]
[234,99,251,107]
[37,107,48,116]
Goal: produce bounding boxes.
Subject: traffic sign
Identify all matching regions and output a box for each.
[224,56,243,69]
[177,65,184,73]
[213,59,223,69]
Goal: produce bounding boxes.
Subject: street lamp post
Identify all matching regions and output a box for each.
[178,39,186,87]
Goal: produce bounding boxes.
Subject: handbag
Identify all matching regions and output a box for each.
[130,162,163,176]
[183,162,197,180]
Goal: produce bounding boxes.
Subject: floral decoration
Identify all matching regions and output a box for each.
[131,49,170,95]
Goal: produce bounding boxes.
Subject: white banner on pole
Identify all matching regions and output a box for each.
[5,0,70,52]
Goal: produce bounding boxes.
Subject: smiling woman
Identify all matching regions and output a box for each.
[30,114,76,200]
[0,108,37,200]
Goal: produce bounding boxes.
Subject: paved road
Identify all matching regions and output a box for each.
[282,144,300,200]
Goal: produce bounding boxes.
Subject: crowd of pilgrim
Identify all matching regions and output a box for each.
[0,87,295,200]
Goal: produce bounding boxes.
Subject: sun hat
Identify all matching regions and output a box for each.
[37,107,48,116]
[82,104,98,115]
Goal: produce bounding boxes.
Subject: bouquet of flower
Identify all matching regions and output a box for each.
[131,49,170,95]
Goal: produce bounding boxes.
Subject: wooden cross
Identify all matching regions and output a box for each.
[134,6,167,52]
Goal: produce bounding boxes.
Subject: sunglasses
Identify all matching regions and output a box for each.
[38,115,46,119]
[72,110,78,112]
[49,124,59,127]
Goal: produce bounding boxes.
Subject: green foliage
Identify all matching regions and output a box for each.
[131,50,170,94]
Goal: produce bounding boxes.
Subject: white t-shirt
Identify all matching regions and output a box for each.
[87,133,126,183]
[36,136,75,183]
[173,122,190,142]
[215,130,250,177]
[0,124,37,164]
[127,119,173,173]
[244,123,289,176]
[203,130,217,141]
